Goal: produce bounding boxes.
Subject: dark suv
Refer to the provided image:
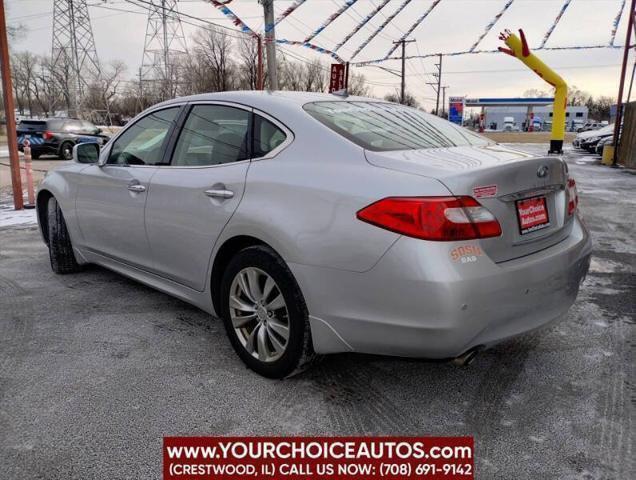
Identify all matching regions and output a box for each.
[17,118,109,160]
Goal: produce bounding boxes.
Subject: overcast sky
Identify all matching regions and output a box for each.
[6,0,634,110]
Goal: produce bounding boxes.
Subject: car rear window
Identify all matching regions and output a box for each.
[18,120,47,132]
[303,101,490,152]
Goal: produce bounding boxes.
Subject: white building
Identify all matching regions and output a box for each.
[484,105,588,132]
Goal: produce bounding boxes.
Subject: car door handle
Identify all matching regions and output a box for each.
[127,184,146,193]
[204,189,234,199]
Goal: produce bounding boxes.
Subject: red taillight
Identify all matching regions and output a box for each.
[567,177,578,215]
[43,131,54,140]
[356,196,502,241]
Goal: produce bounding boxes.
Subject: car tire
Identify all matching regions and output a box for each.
[220,245,316,378]
[31,152,40,160]
[47,196,82,274]
[59,141,74,160]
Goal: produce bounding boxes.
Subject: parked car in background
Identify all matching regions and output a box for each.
[572,124,614,149]
[595,135,613,156]
[576,121,603,133]
[580,127,614,153]
[17,118,110,160]
[36,91,591,378]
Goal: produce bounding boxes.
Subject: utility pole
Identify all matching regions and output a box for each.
[427,54,443,115]
[261,0,278,90]
[393,38,415,104]
[612,0,635,166]
[0,0,23,210]
[441,86,449,117]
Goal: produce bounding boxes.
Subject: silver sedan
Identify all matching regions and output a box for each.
[36,91,592,378]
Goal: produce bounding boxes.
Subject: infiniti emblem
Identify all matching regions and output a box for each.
[537,165,549,178]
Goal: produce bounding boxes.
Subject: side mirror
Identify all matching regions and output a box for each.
[73,142,100,164]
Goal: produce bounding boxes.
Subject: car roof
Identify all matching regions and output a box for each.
[155,90,386,112]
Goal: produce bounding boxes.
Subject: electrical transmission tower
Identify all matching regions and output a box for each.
[141,0,188,101]
[52,0,101,117]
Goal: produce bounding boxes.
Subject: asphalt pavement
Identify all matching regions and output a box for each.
[0,144,633,479]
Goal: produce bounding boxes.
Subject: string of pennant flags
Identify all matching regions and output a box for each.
[539,0,573,49]
[268,0,307,33]
[610,0,627,45]
[304,0,359,44]
[275,39,346,64]
[356,44,625,67]
[207,0,629,66]
[469,0,514,52]
[349,0,414,61]
[384,0,442,59]
[332,0,391,53]
[207,0,258,37]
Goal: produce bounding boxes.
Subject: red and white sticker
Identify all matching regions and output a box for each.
[517,196,550,234]
[473,185,497,198]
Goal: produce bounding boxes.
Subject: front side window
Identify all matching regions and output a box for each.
[253,114,287,158]
[304,101,491,152]
[108,107,179,166]
[81,120,99,134]
[171,105,250,167]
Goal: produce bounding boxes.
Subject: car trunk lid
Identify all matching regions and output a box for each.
[17,120,48,145]
[365,144,574,263]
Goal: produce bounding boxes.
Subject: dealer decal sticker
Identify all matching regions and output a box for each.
[450,245,484,264]
[473,185,497,198]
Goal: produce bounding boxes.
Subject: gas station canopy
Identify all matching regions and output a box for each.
[464,98,555,107]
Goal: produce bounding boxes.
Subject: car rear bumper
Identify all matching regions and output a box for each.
[18,143,59,155]
[292,215,592,358]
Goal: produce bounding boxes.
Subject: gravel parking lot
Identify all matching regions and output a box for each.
[0,145,633,479]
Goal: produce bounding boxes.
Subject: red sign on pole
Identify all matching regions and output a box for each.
[329,63,346,93]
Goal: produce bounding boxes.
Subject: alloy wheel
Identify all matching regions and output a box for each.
[228,267,290,363]
[62,144,73,160]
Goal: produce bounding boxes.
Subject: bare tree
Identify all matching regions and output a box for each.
[348,72,370,97]
[11,51,39,116]
[302,59,327,92]
[237,35,259,90]
[384,90,419,107]
[84,61,127,124]
[32,56,63,117]
[278,55,303,91]
[192,28,235,92]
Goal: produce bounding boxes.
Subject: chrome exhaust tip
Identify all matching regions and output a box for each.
[452,347,482,367]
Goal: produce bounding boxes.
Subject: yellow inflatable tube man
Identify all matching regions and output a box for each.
[499,29,568,154]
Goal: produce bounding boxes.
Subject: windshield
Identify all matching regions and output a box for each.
[304,101,491,152]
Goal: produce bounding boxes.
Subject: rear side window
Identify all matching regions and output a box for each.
[64,120,83,132]
[253,114,287,158]
[47,119,65,131]
[171,105,250,167]
[304,101,490,152]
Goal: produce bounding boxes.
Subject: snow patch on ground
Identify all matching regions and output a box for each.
[0,198,37,227]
